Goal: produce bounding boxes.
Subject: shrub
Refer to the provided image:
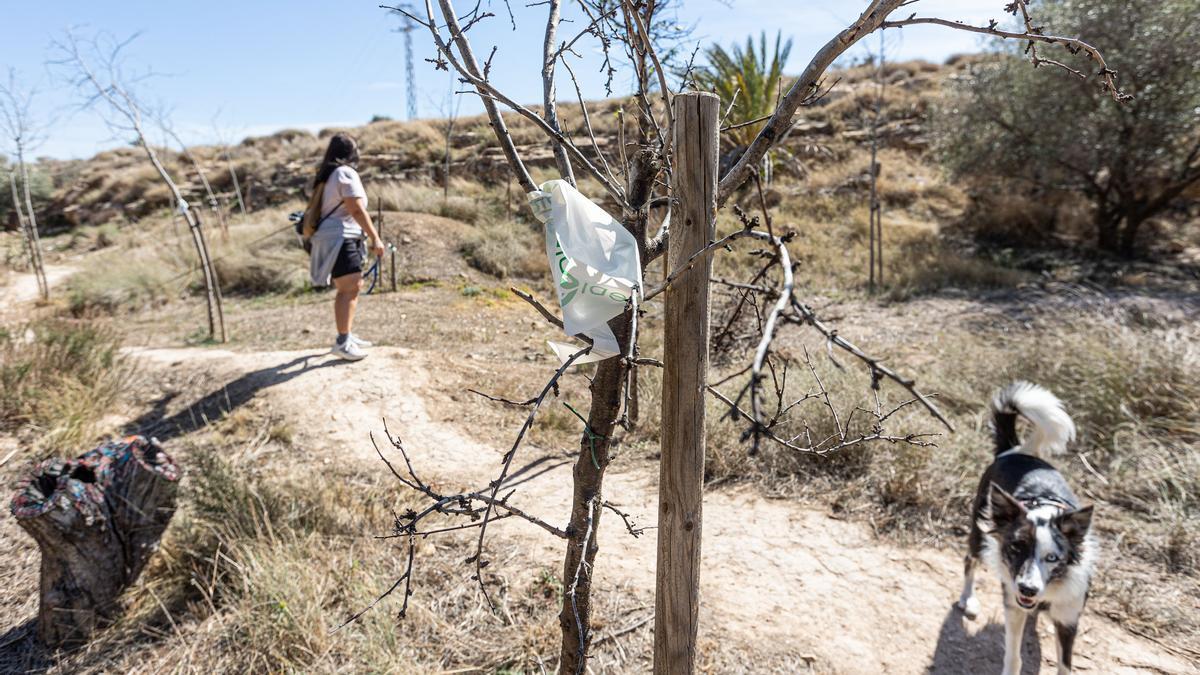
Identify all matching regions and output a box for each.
[0,319,126,450]
[203,221,308,296]
[374,181,487,223]
[935,0,1200,256]
[460,220,545,279]
[697,313,1200,637]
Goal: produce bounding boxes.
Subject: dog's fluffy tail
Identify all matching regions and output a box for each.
[991,381,1076,457]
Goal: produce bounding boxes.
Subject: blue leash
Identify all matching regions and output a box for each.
[363,257,380,295]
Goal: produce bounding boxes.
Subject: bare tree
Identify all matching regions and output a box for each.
[155,110,230,239]
[0,70,51,301]
[354,1,1126,672]
[211,112,248,217]
[430,73,463,199]
[53,30,227,343]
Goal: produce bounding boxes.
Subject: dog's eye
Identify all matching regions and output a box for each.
[1045,553,1060,563]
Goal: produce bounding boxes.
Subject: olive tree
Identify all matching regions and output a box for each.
[938,0,1200,257]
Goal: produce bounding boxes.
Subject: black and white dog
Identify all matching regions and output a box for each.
[957,382,1097,675]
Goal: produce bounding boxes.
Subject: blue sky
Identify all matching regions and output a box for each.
[2,0,1009,159]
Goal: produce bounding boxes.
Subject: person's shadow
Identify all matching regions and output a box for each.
[0,353,352,672]
[928,603,1043,674]
[125,352,352,442]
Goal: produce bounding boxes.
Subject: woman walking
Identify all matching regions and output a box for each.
[309,133,384,361]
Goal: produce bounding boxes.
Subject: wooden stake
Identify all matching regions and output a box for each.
[654,91,719,675]
[869,30,885,292]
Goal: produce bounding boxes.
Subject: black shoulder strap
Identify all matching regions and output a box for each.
[318,201,340,224]
[316,186,341,225]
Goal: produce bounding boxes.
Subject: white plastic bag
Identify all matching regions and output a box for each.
[528,180,641,364]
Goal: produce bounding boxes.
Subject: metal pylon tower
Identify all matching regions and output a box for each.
[392,6,418,120]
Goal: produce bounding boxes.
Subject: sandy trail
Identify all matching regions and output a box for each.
[0,264,75,310]
[127,345,1195,674]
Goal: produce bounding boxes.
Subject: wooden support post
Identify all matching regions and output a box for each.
[654,91,719,675]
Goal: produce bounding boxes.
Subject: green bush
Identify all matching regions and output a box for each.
[935,0,1200,256]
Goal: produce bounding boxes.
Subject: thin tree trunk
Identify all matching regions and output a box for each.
[868,33,884,293]
[226,149,247,216]
[9,172,33,274]
[1119,213,1146,258]
[541,0,575,185]
[135,132,226,342]
[557,352,628,673]
[190,208,226,342]
[167,130,228,239]
[16,150,49,300]
[557,148,658,673]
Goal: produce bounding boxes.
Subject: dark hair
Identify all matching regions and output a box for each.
[313,133,360,186]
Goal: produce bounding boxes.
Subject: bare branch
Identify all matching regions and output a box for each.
[471,345,591,608]
[541,0,576,184]
[424,0,537,192]
[881,4,1131,102]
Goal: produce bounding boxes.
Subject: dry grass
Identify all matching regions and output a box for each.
[713,180,1020,300]
[0,319,127,452]
[65,207,309,315]
[350,118,444,162]
[690,310,1200,646]
[461,219,546,279]
[203,217,309,297]
[374,178,494,224]
[0,401,653,673]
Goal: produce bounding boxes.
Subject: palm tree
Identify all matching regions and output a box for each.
[692,31,793,153]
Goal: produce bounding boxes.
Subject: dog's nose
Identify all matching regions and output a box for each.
[1017,583,1039,597]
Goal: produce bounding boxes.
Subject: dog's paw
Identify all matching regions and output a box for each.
[956,596,981,620]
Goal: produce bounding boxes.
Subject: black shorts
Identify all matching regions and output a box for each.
[331,238,366,279]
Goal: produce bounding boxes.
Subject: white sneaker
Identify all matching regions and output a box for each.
[349,333,373,348]
[331,338,367,361]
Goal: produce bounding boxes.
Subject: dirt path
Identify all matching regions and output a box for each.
[127,345,1195,674]
[0,264,75,310]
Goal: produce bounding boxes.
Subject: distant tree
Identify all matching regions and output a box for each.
[0,70,51,299]
[691,32,792,156]
[938,0,1200,257]
[0,158,52,225]
[54,30,227,342]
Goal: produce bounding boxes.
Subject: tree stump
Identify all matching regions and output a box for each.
[9,435,182,647]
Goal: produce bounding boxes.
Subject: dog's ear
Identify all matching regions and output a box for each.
[988,483,1025,526]
[1056,505,1094,546]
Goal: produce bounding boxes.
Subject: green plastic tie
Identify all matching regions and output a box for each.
[563,402,603,470]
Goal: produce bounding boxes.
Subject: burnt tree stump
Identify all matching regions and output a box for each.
[9,435,181,647]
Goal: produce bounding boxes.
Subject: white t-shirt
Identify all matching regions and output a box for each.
[319,165,366,239]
